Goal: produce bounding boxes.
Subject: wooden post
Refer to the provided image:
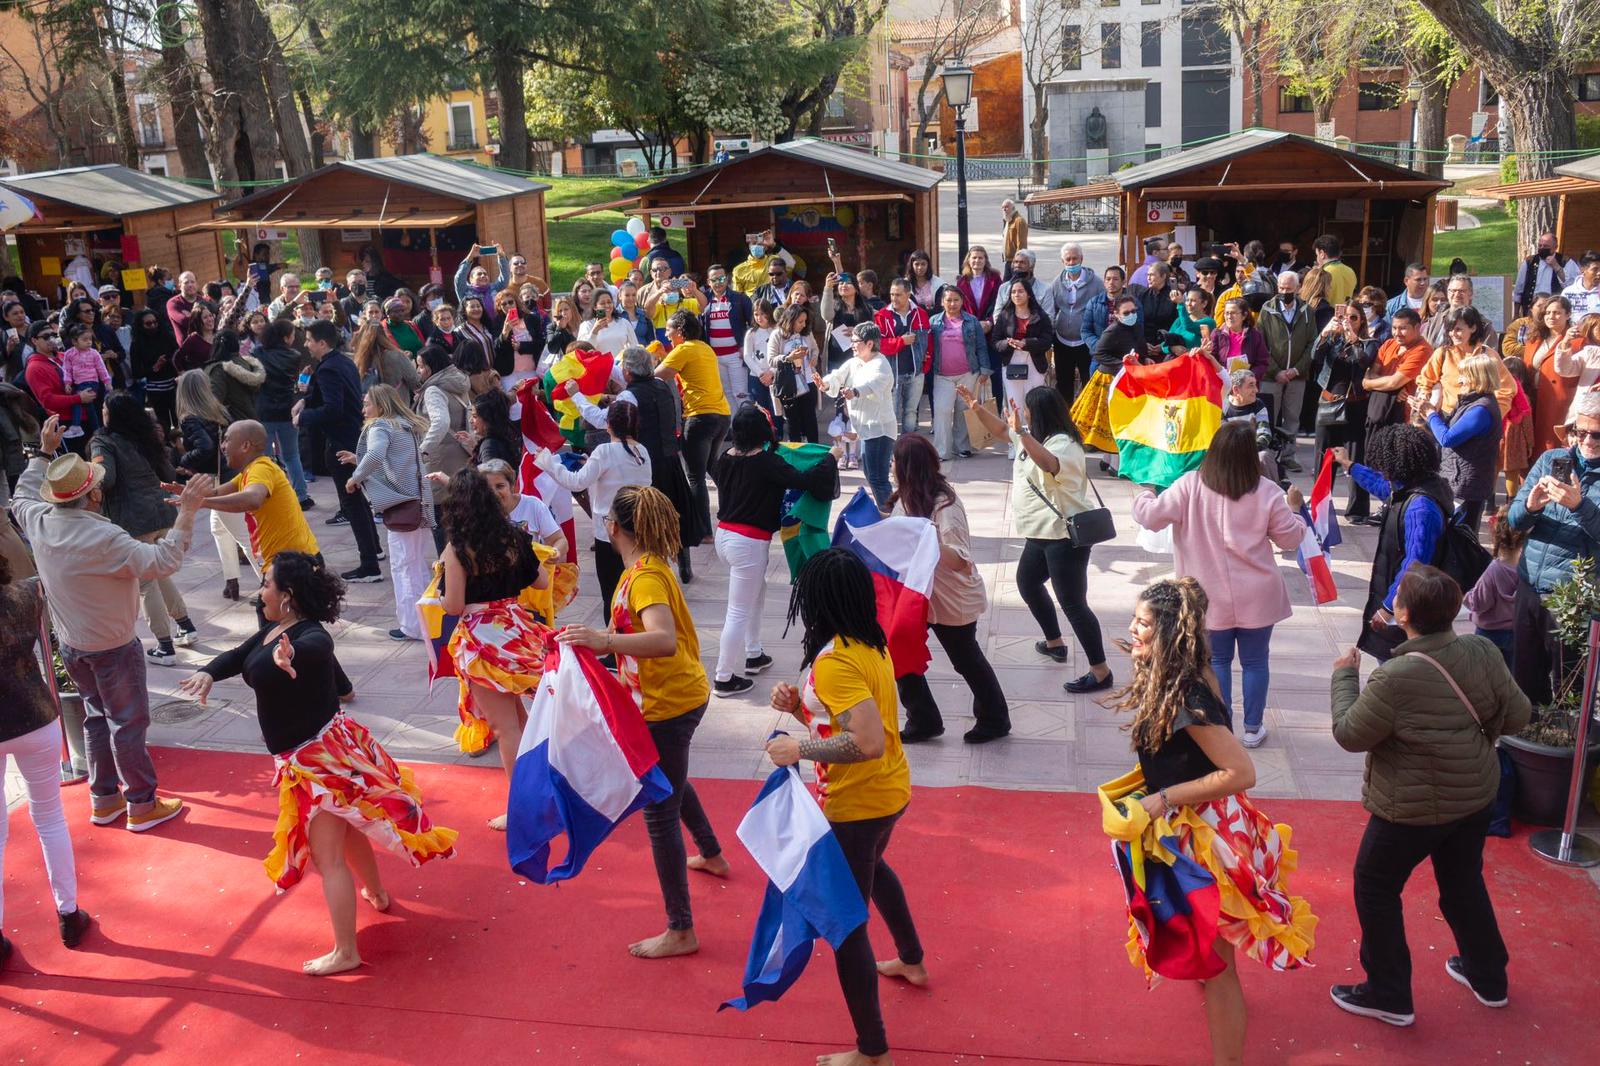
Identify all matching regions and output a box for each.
[1358,198,1371,287]
[856,202,868,277]
[1421,194,1437,273]
[428,227,440,288]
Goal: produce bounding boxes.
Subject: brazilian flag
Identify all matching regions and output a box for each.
[777,442,837,580]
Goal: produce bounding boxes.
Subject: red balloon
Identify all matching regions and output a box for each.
[635,236,650,256]
[610,247,624,259]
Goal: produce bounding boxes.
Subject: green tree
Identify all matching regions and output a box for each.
[1264,5,1370,129]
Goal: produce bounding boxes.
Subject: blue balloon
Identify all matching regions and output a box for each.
[611,229,633,248]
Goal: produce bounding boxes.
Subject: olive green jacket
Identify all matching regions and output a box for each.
[1332,631,1531,825]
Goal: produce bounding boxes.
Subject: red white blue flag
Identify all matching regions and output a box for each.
[1295,449,1342,604]
[830,488,939,678]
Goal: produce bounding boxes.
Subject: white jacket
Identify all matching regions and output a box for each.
[818,355,896,441]
[533,441,651,543]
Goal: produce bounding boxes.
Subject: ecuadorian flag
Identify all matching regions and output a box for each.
[1108,353,1223,488]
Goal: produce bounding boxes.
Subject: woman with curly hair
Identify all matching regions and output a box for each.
[558,485,726,957]
[763,546,925,1066]
[181,552,456,976]
[1101,578,1314,1066]
[1332,422,1452,661]
[439,467,553,817]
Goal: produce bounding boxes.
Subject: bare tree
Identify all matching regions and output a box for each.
[0,15,78,166]
[1020,0,1081,184]
[1211,0,1269,128]
[907,0,998,159]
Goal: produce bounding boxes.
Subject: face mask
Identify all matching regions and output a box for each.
[663,292,681,305]
[1013,270,1030,282]
[1066,264,1082,277]
[1364,306,1378,321]
[350,283,365,295]
[1118,313,1138,326]
[749,245,766,259]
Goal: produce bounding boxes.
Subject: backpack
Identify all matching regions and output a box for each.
[1432,517,1492,592]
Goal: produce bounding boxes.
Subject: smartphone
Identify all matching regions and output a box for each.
[827,237,838,256]
[1552,455,1574,482]
[307,290,328,305]
[480,244,500,257]
[670,277,691,291]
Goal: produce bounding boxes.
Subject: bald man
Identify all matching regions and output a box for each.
[195,420,320,570]
[167,270,200,341]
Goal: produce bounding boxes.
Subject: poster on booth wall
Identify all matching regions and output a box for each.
[63,238,85,257]
[121,234,141,263]
[122,268,148,291]
[1468,276,1511,332]
[39,256,61,277]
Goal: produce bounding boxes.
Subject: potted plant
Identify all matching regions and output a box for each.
[51,646,89,783]
[1501,558,1600,826]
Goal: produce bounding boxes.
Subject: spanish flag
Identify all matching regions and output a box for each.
[1108,354,1223,488]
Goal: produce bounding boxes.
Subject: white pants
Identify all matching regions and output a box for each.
[717,354,749,411]
[388,526,436,639]
[0,721,78,927]
[714,526,771,681]
[932,372,976,459]
[210,508,257,582]
[1002,361,1045,419]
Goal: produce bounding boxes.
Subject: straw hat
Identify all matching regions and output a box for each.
[40,453,106,504]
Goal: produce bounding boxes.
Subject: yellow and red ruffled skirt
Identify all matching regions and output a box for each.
[446,598,555,755]
[1070,368,1118,453]
[1099,767,1316,984]
[265,713,457,892]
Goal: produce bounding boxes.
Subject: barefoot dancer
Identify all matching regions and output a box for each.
[557,486,727,958]
[439,467,554,830]
[1101,578,1315,1066]
[179,552,456,975]
[765,548,927,1066]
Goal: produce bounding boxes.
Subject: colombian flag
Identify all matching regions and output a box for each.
[1108,353,1223,488]
[777,441,838,580]
[543,348,615,448]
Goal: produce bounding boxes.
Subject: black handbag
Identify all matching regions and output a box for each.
[1026,473,1116,546]
[1315,390,1348,427]
[1004,360,1031,380]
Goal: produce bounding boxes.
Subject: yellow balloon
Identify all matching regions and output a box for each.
[608,257,630,281]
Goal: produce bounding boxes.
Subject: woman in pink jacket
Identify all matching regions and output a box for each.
[1131,422,1305,749]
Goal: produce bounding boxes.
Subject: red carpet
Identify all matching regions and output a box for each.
[3,746,1598,1066]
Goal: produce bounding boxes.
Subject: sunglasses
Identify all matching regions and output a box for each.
[1198,270,1218,276]
[1574,429,1600,443]
[36,332,59,339]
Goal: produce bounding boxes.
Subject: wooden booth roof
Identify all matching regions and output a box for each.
[0,164,218,232]
[1025,129,1449,205]
[554,139,942,220]
[195,154,551,231]
[1480,153,1600,201]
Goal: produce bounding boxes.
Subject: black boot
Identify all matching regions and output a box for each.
[223,578,240,601]
[677,548,694,584]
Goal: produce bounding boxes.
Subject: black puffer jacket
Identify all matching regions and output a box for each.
[254,344,304,422]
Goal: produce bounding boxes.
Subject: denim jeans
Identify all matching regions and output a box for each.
[1209,624,1274,732]
[931,373,975,458]
[861,434,895,509]
[642,705,720,929]
[61,638,158,806]
[262,419,308,498]
[895,372,926,434]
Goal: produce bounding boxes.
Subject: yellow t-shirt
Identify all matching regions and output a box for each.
[232,456,318,567]
[1322,261,1358,306]
[661,339,731,417]
[802,638,909,822]
[650,295,701,332]
[611,554,709,721]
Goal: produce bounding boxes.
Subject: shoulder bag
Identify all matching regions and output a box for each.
[1404,650,1488,738]
[379,426,426,533]
[1024,459,1116,546]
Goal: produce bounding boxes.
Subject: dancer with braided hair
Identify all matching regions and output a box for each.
[557,485,727,958]
[1101,578,1315,1066]
[765,547,926,1066]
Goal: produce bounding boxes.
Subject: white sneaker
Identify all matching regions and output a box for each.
[1241,726,1268,749]
[1007,442,1017,460]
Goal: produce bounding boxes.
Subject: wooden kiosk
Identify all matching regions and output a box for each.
[1024,130,1450,295]
[1480,154,1600,254]
[557,139,944,280]
[0,164,223,305]
[194,154,551,290]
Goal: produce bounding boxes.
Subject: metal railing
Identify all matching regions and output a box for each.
[447,136,480,152]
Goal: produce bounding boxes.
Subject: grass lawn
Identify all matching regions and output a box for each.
[542,176,644,292]
[1434,204,1517,277]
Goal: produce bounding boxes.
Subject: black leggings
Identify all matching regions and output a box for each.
[1053,342,1091,403]
[781,393,819,443]
[147,388,177,434]
[896,621,1010,735]
[594,538,624,613]
[830,808,922,1058]
[642,705,720,929]
[1016,537,1106,666]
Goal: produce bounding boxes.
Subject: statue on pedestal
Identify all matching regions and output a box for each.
[1086,107,1108,150]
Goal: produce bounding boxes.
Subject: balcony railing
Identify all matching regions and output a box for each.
[447,135,480,151]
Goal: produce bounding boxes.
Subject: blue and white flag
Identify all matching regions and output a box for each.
[720,763,867,1011]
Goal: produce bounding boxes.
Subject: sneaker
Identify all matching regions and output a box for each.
[1446,956,1508,1007]
[325,512,349,526]
[1329,984,1414,1027]
[58,908,92,948]
[146,643,176,667]
[127,796,184,833]
[172,618,199,647]
[341,567,384,583]
[376,549,387,562]
[298,497,315,511]
[963,726,1010,744]
[90,795,127,826]
[900,723,945,743]
[1064,670,1113,694]
[957,449,975,458]
[388,628,414,641]
[1034,640,1069,663]
[745,652,774,674]
[714,675,755,696]
[1242,726,1268,749]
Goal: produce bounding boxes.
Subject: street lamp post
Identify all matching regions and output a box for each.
[941,62,975,268]
[1405,78,1425,171]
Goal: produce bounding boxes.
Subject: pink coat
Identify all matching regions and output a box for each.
[1132,471,1305,631]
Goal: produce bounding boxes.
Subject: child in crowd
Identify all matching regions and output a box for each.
[1465,508,1524,666]
[1222,367,1278,482]
[743,298,779,430]
[60,322,112,435]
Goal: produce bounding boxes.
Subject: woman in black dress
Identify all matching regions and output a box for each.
[179,552,456,976]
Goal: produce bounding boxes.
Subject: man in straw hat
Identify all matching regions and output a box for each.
[11,415,211,832]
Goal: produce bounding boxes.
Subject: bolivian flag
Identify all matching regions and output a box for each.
[777,441,838,580]
[1108,353,1223,488]
[543,349,615,448]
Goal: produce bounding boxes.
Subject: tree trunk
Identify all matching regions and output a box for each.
[1029,85,1049,184]
[349,123,377,159]
[491,48,530,171]
[240,0,311,177]
[299,90,326,168]
[1501,69,1576,250]
[1415,79,1448,179]
[192,0,276,182]
[97,3,139,170]
[153,3,211,183]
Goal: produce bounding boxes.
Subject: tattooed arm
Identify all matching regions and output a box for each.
[766,701,886,766]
